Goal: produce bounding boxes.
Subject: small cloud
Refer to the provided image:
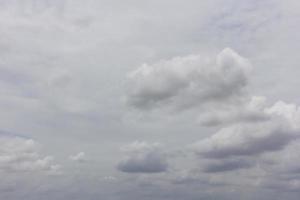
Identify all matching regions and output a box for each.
[69,152,86,162]
[103,176,117,182]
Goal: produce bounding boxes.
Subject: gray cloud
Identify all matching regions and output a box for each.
[117,141,168,173]
[203,159,253,173]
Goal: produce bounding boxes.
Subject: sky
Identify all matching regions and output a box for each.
[1,0,300,199]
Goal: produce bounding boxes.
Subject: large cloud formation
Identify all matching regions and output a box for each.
[124,48,300,194]
[2,0,300,200]
[126,48,251,110]
[191,100,300,175]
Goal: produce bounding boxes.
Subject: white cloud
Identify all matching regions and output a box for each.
[180,99,300,193]
[125,43,300,198]
[69,152,85,162]
[0,134,60,174]
[126,48,251,111]
[265,101,300,129]
[117,141,168,173]
[192,100,300,159]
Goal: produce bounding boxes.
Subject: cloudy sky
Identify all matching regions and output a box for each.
[1,0,300,199]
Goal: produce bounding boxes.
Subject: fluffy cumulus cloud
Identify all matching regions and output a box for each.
[189,92,300,183]
[126,48,272,129]
[193,118,298,159]
[0,132,60,174]
[117,141,168,173]
[126,48,251,110]
[191,99,300,175]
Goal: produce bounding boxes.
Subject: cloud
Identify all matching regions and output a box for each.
[117,141,168,173]
[265,101,300,129]
[186,99,300,186]
[193,121,298,159]
[125,46,300,189]
[1,0,300,199]
[0,133,60,174]
[260,139,300,176]
[69,152,85,162]
[197,95,269,126]
[191,97,300,158]
[202,158,253,173]
[125,43,300,198]
[126,48,251,110]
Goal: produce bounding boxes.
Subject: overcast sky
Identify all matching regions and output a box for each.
[1,0,300,199]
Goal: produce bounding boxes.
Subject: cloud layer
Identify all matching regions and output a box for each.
[1,0,300,200]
